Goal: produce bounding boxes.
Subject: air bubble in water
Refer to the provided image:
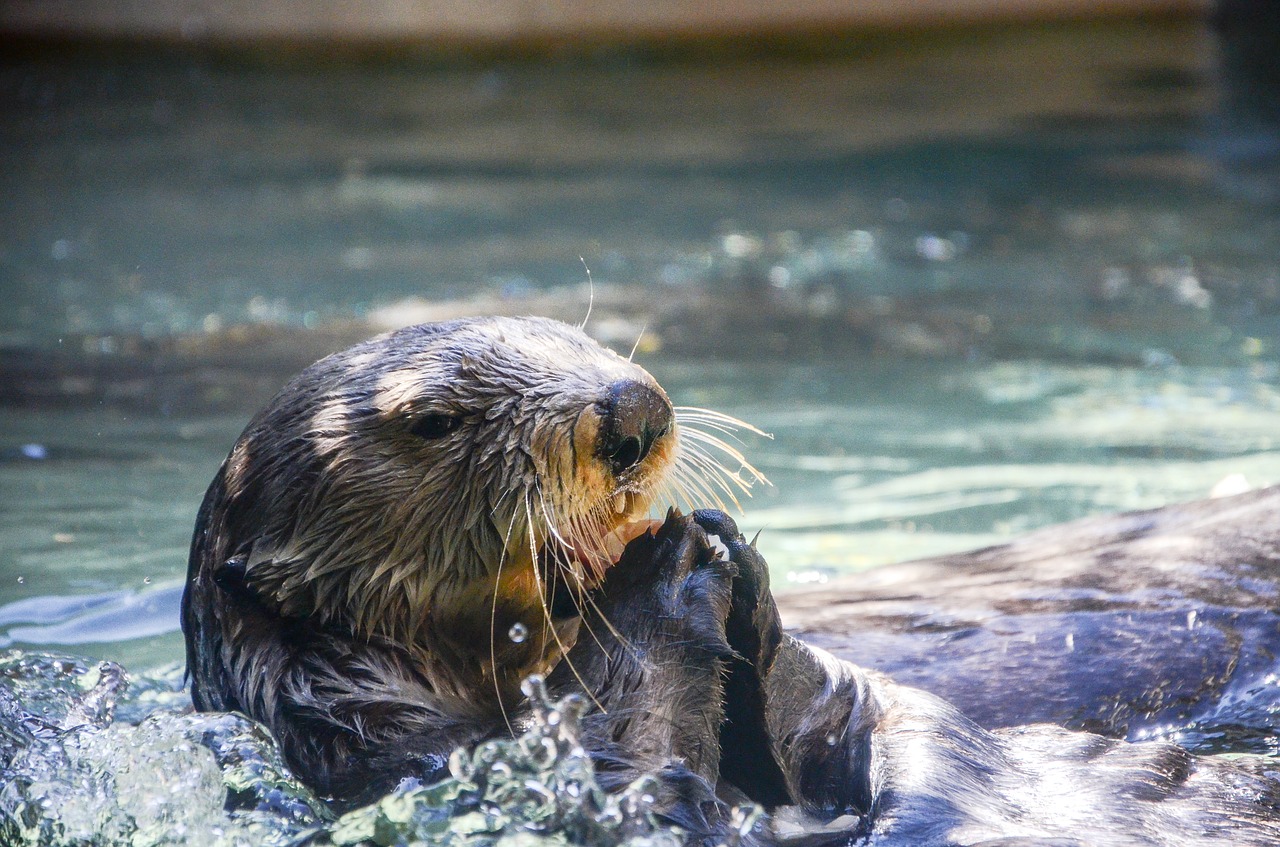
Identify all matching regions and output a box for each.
[508,622,529,643]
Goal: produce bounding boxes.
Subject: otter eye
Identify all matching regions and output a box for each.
[409,413,462,440]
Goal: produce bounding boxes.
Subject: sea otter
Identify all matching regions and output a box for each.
[183,316,1280,845]
[182,316,759,804]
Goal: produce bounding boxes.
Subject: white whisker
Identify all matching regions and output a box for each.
[524,493,610,712]
[667,462,730,512]
[628,322,649,363]
[674,405,772,439]
[681,454,757,502]
[678,427,771,488]
[578,256,594,331]
[679,452,746,510]
[541,488,636,680]
[490,493,528,734]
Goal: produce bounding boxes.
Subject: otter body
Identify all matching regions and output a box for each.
[184,317,1280,844]
[779,486,1280,744]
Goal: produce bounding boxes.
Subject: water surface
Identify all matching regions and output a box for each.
[2,17,1279,672]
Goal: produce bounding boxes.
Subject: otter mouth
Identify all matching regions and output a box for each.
[583,517,661,582]
[537,498,662,591]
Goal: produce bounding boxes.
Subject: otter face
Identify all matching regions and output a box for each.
[212,316,758,649]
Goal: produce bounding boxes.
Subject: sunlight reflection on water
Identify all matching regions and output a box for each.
[2,19,1280,670]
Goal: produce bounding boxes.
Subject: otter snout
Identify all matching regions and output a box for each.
[598,379,674,478]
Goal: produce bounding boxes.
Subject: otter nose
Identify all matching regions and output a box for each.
[598,379,674,477]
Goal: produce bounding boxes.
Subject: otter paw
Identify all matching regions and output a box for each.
[603,511,737,658]
[691,510,793,809]
[691,510,782,672]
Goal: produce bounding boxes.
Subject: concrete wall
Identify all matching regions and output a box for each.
[0,0,1210,45]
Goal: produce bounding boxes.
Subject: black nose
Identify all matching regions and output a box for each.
[598,379,674,477]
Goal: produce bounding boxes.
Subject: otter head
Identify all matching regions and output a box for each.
[197,316,745,697]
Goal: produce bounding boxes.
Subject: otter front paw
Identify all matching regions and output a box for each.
[550,512,739,801]
[600,510,737,658]
[691,510,793,809]
[691,510,783,674]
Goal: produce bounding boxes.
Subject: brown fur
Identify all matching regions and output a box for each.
[183,317,696,798]
[183,317,1280,846]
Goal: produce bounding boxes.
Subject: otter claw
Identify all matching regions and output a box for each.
[691,510,769,595]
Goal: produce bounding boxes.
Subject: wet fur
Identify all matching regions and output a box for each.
[184,317,679,798]
[778,486,1280,743]
[695,510,1280,846]
[183,317,1280,843]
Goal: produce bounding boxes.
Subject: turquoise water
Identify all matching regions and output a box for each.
[2,16,1280,846]
[3,18,1280,669]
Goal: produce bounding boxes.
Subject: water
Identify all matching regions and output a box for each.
[2,14,1280,843]
[0,656,684,847]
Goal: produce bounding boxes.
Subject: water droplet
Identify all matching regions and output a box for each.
[520,674,547,701]
[16,576,24,584]
[508,622,529,643]
[825,733,838,746]
[143,576,153,585]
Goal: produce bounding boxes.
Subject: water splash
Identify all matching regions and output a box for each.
[0,653,710,847]
[317,675,685,847]
[0,651,327,847]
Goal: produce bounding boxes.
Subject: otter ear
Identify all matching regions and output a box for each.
[213,542,287,612]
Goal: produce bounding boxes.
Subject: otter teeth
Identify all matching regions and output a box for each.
[612,493,628,515]
[602,532,626,563]
[590,518,663,574]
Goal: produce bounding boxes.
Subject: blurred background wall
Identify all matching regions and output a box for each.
[0,0,1210,45]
